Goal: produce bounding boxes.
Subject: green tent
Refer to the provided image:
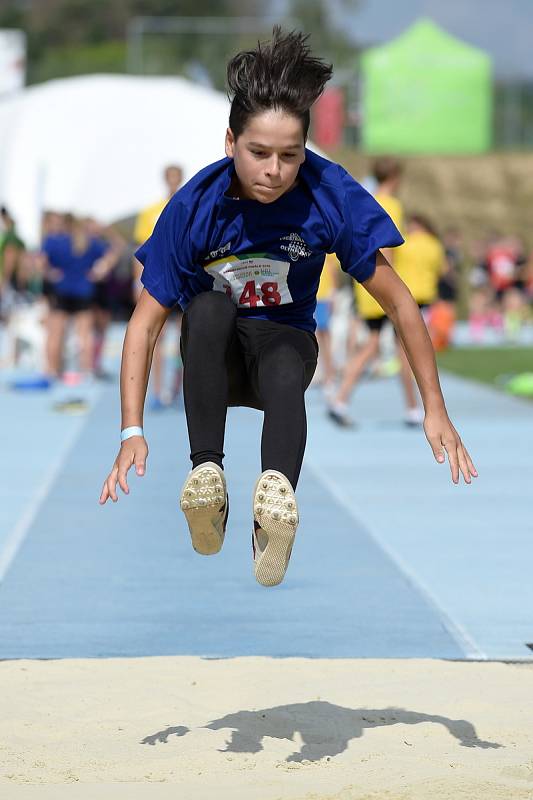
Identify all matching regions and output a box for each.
[361,19,492,154]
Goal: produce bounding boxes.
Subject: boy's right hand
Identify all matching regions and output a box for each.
[99,436,148,504]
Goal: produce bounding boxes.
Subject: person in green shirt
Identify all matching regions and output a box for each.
[0,207,26,315]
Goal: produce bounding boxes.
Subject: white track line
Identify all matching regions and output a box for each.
[304,457,487,660]
[0,401,98,585]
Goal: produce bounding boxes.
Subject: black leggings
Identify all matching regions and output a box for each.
[180,292,318,488]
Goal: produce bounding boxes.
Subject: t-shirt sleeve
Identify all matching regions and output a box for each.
[135,199,190,308]
[332,171,404,283]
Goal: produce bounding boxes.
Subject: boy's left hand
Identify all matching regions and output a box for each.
[424,409,478,485]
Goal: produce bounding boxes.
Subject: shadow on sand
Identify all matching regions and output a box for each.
[140,701,502,762]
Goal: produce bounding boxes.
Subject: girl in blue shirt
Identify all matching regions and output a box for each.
[43,216,109,377]
[100,29,477,586]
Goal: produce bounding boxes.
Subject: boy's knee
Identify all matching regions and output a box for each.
[261,342,305,389]
[184,291,236,333]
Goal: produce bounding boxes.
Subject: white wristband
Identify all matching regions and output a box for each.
[121,426,144,442]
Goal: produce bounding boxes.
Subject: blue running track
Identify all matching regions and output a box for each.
[1,338,532,660]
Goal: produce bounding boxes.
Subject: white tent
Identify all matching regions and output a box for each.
[0,74,234,247]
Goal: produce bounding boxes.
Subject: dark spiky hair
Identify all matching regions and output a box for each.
[227,27,333,140]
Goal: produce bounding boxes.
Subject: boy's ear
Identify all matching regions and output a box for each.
[225,128,235,158]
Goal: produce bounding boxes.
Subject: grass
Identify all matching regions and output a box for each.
[436,346,533,398]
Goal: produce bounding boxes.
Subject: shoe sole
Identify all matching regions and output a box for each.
[180,463,227,555]
[253,470,298,587]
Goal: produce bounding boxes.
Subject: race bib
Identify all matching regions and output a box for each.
[206,255,293,308]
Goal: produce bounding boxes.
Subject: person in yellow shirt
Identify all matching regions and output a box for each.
[313,252,339,393]
[394,214,446,410]
[329,157,407,426]
[133,164,183,265]
[133,165,183,409]
[395,215,445,307]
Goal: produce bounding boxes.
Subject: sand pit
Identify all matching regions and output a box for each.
[1,657,532,799]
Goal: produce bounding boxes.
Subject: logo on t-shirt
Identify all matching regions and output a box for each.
[206,240,232,261]
[280,233,313,262]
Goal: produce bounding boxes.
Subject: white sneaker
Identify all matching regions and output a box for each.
[252,470,298,587]
[327,402,355,428]
[180,462,228,555]
[404,406,424,427]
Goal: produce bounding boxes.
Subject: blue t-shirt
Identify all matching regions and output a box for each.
[136,149,403,332]
[43,234,108,300]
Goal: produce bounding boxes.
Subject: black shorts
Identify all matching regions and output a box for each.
[364,303,429,335]
[50,293,92,314]
[365,316,387,332]
[181,315,318,411]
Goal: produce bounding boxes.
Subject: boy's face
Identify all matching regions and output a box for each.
[225,109,305,204]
